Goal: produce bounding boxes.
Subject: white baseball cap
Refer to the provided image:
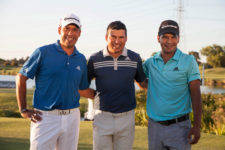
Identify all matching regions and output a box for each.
[60,13,81,28]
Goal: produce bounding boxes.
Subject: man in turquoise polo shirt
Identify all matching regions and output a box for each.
[139,20,202,150]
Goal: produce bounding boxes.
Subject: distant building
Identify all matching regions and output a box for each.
[0,81,16,88]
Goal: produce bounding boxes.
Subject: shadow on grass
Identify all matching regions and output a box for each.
[78,143,92,150]
[0,137,93,150]
[78,143,147,150]
[0,137,29,150]
[0,137,147,150]
[133,147,148,150]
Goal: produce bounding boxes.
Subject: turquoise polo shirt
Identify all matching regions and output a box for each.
[143,49,200,121]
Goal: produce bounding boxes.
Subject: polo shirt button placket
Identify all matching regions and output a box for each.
[114,58,118,70]
[67,56,70,66]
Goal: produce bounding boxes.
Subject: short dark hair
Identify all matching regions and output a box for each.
[106,21,127,36]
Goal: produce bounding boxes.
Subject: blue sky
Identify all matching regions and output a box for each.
[0,0,225,60]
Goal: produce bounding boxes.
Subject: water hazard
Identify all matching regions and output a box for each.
[1,75,225,94]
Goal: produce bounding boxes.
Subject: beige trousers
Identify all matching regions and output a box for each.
[93,109,135,150]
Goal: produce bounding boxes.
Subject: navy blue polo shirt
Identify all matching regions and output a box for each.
[88,48,146,113]
[20,40,89,110]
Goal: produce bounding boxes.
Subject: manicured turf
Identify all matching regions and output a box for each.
[1,117,225,150]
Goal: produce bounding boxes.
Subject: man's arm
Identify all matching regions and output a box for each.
[136,79,148,90]
[79,88,95,99]
[16,73,28,113]
[188,79,202,144]
[16,73,42,122]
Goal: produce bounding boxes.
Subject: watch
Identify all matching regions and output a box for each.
[20,108,28,113]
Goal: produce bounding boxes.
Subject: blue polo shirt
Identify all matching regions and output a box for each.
[88,48,146,113]
[20,40,89,110]
[143,49,200,121]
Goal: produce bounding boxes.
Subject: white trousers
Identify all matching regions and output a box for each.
[30,108,80,150]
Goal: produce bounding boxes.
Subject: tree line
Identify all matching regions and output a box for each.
[189,44,225,68]
[0,57,29,67]
[1,44,224,68]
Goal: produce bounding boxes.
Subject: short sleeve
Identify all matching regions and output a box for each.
[79,57,89,90]
[135,55,146,82]
[19,48,42,79]
[143,59,149,78]
[187,56,201,83]
[87,56,95,83]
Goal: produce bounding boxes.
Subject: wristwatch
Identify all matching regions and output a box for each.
[20,108,28,113]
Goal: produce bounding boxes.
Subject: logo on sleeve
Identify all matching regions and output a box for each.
[23,67,29,73]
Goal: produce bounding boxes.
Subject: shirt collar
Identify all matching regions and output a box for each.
[154,48,181,61]
[103,47,127,57]
[55,40,79,56]
[171,48,181,61]
[154,52,161,60]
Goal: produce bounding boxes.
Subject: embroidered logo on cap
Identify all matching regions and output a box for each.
[161,25,178,29]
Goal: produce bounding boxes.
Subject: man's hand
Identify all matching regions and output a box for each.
[187,126,200,144]
[21,109,43,123]
[79,88,95,99]
[136,79,148,90]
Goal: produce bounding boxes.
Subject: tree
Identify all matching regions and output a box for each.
[0,58,5,66]
[10,58,18,66]
[3,61,10,66]
[24,56,29,62]
[18,57,25,65]
[189,51,201,64]
[200,44,225,68]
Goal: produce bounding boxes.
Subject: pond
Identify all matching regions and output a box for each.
[1,75,225,94]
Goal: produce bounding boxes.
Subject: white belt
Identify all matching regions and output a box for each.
[95,109,134,117]
[35,108,77,115]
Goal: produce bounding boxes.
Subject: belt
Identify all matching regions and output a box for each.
[35,108,77,115]
[157,114,189,126]
[95,109,134,117]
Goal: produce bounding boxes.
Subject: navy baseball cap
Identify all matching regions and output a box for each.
[158,20,179,36]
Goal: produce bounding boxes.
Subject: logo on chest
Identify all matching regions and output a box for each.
[76,66,81,71]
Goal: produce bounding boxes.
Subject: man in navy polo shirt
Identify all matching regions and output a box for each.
[140,20,202,150]
[88,21,146,150]
[16,13,94,150]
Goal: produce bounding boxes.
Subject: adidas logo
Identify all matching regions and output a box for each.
[76,66,81,71]
[24,68,28,73]
[125,57,130,61]
[173,67,179,71]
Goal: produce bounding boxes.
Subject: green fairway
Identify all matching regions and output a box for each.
[1,117,225,150]
[0,88,88,118]
[200,67,225,80]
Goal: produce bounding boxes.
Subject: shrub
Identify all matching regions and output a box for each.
[135,90,148,126]
[135,90,225,135]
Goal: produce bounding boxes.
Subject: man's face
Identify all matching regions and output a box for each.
[58,24,81,49]
[157,33,179,54]
[105,29,127,54]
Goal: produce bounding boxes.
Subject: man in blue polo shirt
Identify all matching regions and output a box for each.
[140,20,202,150]
[88,21,146,150]
[16,13,94,150]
